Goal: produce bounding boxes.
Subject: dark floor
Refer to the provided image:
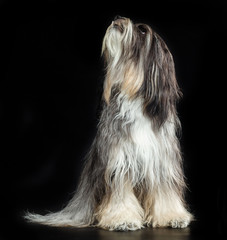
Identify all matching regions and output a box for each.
[0,220,223,240]
[27,226,192,240]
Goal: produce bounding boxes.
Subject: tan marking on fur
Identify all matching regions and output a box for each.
[103,76,112,104]
[94,180,144,230]
[143,192,154,225]
[149,188,193,228]
[103,63,143,103]
[121,64,143,99]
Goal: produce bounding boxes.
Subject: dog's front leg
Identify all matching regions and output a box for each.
[95,179,144,231]
[147,186,193,228]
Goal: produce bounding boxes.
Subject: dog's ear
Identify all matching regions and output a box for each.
[142,33,182,127]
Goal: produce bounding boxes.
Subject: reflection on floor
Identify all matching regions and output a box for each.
[2,220,220,240]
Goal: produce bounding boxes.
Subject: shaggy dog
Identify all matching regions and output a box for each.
[25,16,193,231]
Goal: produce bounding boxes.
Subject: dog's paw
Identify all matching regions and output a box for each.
[98,220,143,231]
[152,214,192,229]
[168,219,189,228]
[107,222,143,231]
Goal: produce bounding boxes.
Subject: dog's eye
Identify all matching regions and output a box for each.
[138,25,147,34]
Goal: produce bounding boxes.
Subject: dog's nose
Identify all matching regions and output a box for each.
[114,15,123,21]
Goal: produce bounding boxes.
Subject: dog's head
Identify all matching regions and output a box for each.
[102,16,181,127]
[102,16,152,62]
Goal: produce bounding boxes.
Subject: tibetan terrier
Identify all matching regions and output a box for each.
[25,16,193,231]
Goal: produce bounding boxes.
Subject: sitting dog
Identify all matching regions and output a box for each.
[25,16,193,231]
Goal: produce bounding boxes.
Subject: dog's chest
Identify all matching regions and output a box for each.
[116,96,157,147]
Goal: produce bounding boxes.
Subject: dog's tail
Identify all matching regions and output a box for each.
[24,191,95,227]
[24,154,97,227]
[24,210,90,227]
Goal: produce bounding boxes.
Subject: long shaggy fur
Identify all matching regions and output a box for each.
[25,16,193,231]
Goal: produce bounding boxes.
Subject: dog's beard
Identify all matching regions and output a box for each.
[102,17,181,128]
[102,17,135,60]
[101,18,146,104]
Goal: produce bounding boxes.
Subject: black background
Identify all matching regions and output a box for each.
[0,0,226,239]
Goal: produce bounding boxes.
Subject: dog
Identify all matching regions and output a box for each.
[25,16,193,231]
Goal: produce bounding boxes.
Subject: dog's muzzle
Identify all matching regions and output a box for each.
[112,16,128,33]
